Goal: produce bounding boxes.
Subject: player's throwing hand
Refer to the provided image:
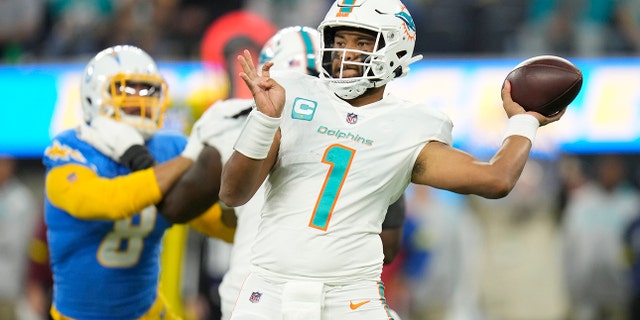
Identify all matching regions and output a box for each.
[501,80,565,126]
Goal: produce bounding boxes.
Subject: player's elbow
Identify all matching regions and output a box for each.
[218,186,250,207]
[219,171,258,207]
[480,176,514,199]
[160,198,214,224]
[218,193,247,208]
[159,183,221,223]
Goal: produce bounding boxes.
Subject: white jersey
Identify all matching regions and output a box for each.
[252,71,453,283]
[204,98,267,319]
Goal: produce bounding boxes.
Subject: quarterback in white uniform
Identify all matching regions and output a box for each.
[220,0,565,319]
[193,26,407,320]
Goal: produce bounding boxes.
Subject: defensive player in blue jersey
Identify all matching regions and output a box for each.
[43,45,233,320]
[219,0,566,319]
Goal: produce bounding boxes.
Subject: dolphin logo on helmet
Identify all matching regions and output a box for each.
[395,9,416,39]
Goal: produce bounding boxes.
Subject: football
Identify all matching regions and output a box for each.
[504,55,583,117]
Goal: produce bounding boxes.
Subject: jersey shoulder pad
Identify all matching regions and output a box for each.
[43,129,98,168]
[209,98,255,119]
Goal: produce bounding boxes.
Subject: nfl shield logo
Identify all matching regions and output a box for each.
[66,172,78,182]
[249,292,262,303]
[346,113,358,124]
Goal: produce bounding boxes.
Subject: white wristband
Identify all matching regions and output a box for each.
[502,114,540,144]
[233,109,281,159]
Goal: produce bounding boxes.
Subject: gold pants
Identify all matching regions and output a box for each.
[50,292,180,320]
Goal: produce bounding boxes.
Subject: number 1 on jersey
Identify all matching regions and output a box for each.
[309,144,355,231]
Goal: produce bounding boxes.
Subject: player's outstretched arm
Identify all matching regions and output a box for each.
[412,81,565,199]
[157,145,223,223]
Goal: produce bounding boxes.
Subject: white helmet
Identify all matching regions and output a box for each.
[259,26,321,76]
[318,0,422,99]
[80,45,168,139]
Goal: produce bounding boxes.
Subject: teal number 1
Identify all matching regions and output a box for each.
[308,144,356,231]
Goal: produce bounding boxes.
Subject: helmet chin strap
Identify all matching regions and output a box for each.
[329,78,374,100]
[331,53,423,100]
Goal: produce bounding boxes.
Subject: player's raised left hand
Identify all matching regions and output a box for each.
[237,49,285,119]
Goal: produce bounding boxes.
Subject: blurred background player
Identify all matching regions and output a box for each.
[188,25,407,320]
[43,44,234,320]
[23,206,53,320]
[0,156,38,320]
[561,153,639,320]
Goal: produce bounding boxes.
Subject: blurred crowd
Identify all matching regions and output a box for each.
[3,0,640,320]
[2,0,640,64]
[0,0,328,64]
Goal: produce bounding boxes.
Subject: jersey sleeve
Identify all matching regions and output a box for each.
[188,203,236,243]
[417,102,454,146]
[197,99,254,164]
[45,164,162,220]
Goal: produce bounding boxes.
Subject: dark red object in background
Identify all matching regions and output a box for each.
[200,11,277,99]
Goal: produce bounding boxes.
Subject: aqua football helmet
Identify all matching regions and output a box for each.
[259,25,321,76]
[318,0,422,99]
[80,45,168,139]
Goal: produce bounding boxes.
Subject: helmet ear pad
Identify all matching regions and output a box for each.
[392,49,408,77]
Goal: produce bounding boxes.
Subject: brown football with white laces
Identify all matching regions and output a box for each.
[504,55,583,117]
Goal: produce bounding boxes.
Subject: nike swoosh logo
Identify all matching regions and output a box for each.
[349,300,371,310]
